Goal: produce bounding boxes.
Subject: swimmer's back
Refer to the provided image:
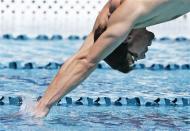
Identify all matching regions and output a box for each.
[133,0,190,28]
[109,0,190,29]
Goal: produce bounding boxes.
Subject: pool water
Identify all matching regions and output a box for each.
[0,38,190,130]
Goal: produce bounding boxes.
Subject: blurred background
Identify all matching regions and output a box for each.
[0,0,190,38]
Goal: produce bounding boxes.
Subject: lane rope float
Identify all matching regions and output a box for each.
[0,96,190,107]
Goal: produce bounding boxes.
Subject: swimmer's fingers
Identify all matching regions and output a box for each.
[30,102,50,118]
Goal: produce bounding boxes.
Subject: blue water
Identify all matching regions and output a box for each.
[0,39,190,130]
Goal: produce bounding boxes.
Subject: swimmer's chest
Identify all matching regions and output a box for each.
[134,0,190,28]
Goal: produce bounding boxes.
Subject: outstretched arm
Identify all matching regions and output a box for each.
[57,0,113,73]
[32,1,111,117]
[33,0,164,118]
[53,1,111,76]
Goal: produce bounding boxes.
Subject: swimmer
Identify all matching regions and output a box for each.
[32,0,190,117]
[94,0,155,73]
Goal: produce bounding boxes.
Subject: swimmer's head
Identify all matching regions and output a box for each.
[127,28,155,44]
[126,28,155,60]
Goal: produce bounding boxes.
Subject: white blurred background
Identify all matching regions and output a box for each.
[0,0,189,38]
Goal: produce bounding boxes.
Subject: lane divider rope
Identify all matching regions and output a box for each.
[0,96,190,107]
[0,34,190,42]
[0,62,190,70]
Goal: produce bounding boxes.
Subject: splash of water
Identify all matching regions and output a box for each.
[19,97,37,117]
[18,97,44,126]
[0,97,44,127]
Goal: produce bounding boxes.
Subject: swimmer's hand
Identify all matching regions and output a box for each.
[32,102,50,118]
[17,98,49,118]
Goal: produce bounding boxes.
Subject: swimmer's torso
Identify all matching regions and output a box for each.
[110,0,190,28]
